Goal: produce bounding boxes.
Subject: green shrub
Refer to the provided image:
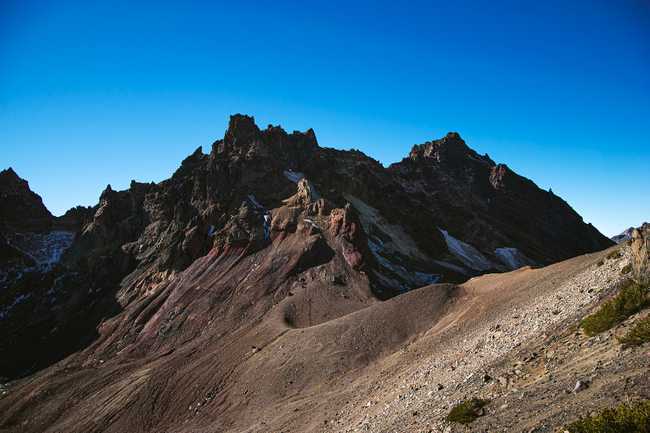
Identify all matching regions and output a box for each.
[619,315,650,347]
[580,283,649,337]
[566,400,650,433]
[446,398,489,424]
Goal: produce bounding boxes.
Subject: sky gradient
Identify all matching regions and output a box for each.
[1,0,649,236]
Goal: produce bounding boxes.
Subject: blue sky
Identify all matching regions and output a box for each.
[1,0,648,236]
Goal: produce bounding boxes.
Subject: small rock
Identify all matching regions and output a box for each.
[573,380,589,393]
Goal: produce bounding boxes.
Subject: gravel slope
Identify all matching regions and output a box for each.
[324,245,642,433]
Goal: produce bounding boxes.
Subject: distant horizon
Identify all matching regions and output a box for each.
[2,0,649,237]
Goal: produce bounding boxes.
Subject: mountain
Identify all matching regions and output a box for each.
[611,223,648,244]
[0,115,620,433]
[0,168,53,233]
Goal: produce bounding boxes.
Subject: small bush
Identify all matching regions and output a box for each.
[580,283,649,337]
[619,315,650,347]
[621,264,632,275]
[446,398,489,424]
[566,400,650,433]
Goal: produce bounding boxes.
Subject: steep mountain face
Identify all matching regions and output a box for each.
[389,133,611,267]
[0,168,53,233]
[0,115,616,432]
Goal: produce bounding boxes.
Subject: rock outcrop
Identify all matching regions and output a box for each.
[631,223,650,285]
[0,168,53,233]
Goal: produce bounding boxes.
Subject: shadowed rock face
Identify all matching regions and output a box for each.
[631,223,650,285]
[0,115,615,429]
[389,133,612,265]
[0,168,53,233]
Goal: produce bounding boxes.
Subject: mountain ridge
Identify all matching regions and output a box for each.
[0,114,630,433]
[0,114,614,371]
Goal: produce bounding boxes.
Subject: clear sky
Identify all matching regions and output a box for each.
[1,0,648,236]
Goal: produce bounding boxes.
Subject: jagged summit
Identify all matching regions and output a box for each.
[211,114,318,162]
[0,167,53,232]
[404,131,494,167]
[1,167,18,177]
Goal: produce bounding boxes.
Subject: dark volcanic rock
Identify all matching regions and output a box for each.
[389,133,613,265]
[0,168,53,233]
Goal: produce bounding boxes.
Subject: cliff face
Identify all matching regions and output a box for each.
[0,115,613,381]
[0,168,53,233]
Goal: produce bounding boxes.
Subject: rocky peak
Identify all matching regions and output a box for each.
[406,132,494,168]
[210,115,318,167]
[212,114,262,157]
[99,184,115,200]
[0,167,53,232]
[1,167,19,181]
[225,114,260,144]
[409,132,466,160]
[173,146,206,178]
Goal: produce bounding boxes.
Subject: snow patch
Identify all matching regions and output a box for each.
[0,293,31,321]
[368,238,440,291]
[495,247,532,270]
[5,231,74,272]
[439,228,494,271]
[247,194,271,240]
[283,169,304,183]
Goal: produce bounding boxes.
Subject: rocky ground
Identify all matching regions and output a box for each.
[321,245,648,433]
